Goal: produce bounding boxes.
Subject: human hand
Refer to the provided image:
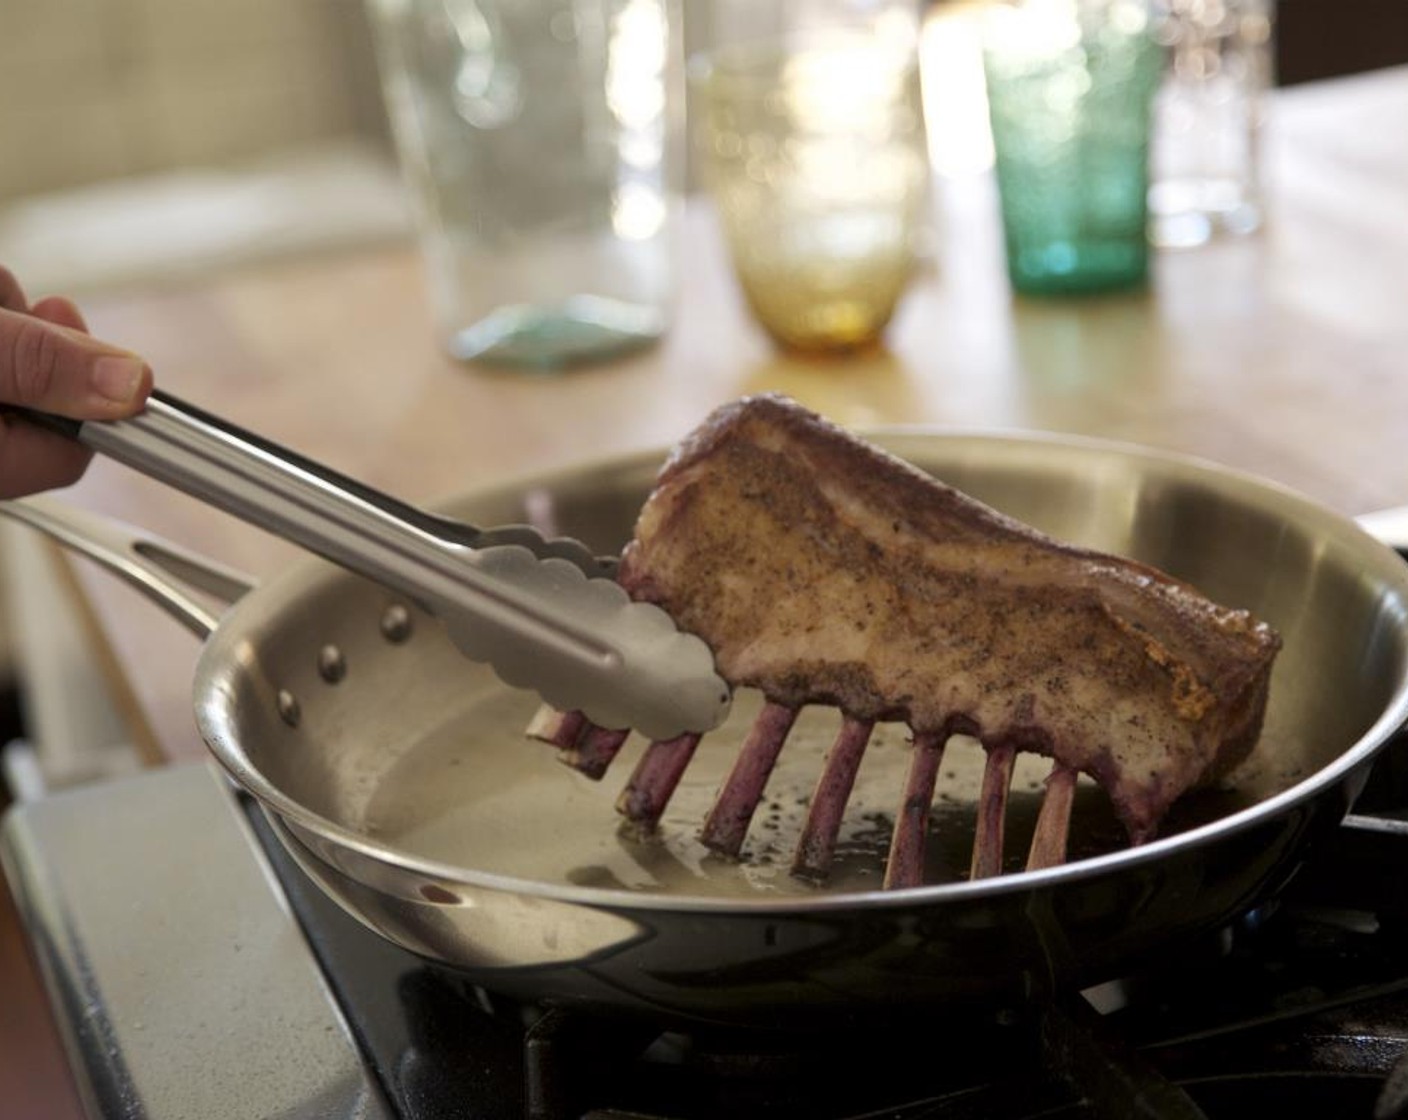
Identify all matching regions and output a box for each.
[0,266,153,498]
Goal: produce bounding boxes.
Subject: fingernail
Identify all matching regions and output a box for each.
[92,356,146,404]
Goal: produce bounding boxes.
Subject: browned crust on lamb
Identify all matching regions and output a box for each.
[619,395,1281,842]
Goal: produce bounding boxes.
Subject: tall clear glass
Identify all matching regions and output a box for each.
[1148,0,1274,248]
[366,0,683,370]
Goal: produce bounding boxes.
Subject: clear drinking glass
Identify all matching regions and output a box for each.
[366,0,683,370]
[692,3,929,355]
[982,0,1162,296]
[1148,0,1274,248]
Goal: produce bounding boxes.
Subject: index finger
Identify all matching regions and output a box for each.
[0,267,29,314]
[0,307,152,420]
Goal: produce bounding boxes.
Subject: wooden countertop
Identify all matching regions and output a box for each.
[46,65,1408,765]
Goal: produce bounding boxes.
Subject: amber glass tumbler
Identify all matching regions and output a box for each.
[693,28,930,354]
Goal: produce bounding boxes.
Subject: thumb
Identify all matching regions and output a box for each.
[0,307,152,420]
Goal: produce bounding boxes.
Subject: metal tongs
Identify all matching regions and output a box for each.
[13,391,731,740]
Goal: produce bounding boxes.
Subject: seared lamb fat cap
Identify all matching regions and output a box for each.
[616,394,1281,844]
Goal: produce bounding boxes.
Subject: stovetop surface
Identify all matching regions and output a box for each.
[11,751,1408,1120]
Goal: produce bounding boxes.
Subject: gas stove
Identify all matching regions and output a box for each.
[6,756,1408,1120]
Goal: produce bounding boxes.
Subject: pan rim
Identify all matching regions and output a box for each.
[194,426,1408,915]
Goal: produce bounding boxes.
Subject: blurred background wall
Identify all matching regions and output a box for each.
[0,0,407,293]
[7,1,1405,207]
[1275,0,1408,85]
[0,0,747,293]
[0,0,1403,302]
[0,0,386,200]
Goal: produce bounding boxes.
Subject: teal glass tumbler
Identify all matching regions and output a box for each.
[982,1,1162,296]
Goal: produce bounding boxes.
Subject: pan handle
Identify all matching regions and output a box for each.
[0,496,255,640]
[1357,506,1408,559]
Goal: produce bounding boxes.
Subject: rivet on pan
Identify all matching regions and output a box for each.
[318,645,347,684]
[380,604,413,644]
[277,690,301,728]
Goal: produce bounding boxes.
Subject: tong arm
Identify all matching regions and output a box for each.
[16,393,729,739]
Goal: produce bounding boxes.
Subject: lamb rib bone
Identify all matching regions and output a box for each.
[883,730,947,891]
[700,701,798,856]
[1027,763,1080,871]
[970,743,1018,880]
[616,733,702,835]
[792,716,876,880]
